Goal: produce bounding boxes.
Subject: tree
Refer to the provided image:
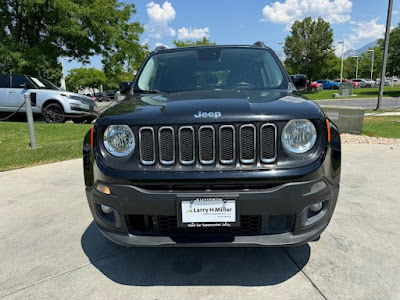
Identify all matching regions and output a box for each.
[104,70,136,91]
[284,17,335,82]
[321,56,341,80]
[66,68,107,92]
[0,0,147,84]
[359,46,383,80]
[66,68,136,92]
[378,23,400,77]
[172,37,216,48]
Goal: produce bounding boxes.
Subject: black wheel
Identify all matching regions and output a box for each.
[43,103,66,123]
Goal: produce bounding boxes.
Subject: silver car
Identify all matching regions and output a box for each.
[0,74,98,123]
[351,78,375,88]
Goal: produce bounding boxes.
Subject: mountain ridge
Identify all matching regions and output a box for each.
[343,40,378,58]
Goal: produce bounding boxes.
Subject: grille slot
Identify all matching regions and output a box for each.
[139,127,155,165]
[178,126,195,165]
[199,126,215,165]
[158,127,175,165]
[219,125,235,164]
[239,124,256,164]
[260,124,277,163]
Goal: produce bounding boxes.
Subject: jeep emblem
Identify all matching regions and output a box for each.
[194,111,221,119]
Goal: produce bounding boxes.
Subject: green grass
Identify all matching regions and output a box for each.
[0,122,91,171]
[302,85,400,101]
[362,116,400,138]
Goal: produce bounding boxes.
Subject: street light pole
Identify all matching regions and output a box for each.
[278,42,285,62]
[368,50,375,81]
[351,56,359,79]
[377,0,394,110]
[61,58,68,91]
[338,41,345,83]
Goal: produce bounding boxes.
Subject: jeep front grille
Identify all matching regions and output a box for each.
[139,127,156,165]
[138,123,277,166]
[240,124,256,163]
[178,126,195,165]
[219,125,235,164]
[199,126,215,164]
[261,124,277,163]
[158,127,175,165]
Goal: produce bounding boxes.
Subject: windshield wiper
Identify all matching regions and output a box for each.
[133,89,162,94]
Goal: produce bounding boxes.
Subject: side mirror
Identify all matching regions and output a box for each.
[119,82,131,95]
[290,74,307,92]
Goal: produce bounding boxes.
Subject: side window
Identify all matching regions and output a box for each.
[11,75,31,89]
[0,75,10,88]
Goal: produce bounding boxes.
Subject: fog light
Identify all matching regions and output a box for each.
[101,204,113,214]
[310,202,323,212]
[96,184,111,195]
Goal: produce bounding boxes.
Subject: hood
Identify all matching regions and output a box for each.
[96,90,324,126]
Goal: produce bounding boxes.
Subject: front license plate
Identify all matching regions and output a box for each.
[181,198,236,224]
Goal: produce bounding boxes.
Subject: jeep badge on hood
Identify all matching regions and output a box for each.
[194,111,222,118]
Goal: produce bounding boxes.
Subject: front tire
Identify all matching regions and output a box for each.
[43,103,66,123]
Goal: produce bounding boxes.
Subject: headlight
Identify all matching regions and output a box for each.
[282,119,317,154]
[103,125,135,157]
[61,94,81,101]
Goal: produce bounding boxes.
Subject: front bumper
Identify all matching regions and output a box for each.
[86,176,339,247]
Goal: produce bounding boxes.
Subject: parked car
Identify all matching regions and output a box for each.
[83,42,341,247]
[333,79,357,88]
[316,79,339,89]
[94,92,107,102]
[105,90,118,101]
[351,79,374,88]
[307,81,323,91]
[0,74,98,123]
[375,78,390,86]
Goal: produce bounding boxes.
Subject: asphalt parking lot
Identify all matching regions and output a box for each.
[1,144,399,299]
[318,97,400,110]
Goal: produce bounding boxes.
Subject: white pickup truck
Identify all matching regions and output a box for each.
[0,74,98,123]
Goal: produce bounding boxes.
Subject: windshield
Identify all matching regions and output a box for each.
[136,47,288,93]
[28,76,60,90]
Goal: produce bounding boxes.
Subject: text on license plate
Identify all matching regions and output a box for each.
[181,198,236,223]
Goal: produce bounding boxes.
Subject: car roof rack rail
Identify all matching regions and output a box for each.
[253,41,267,48]
[154,45,168,51]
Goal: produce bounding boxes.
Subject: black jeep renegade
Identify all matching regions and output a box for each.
[83,42,341,247]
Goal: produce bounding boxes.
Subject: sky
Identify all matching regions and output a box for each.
[62,0,400,75]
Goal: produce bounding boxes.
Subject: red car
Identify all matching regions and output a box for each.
[307,81,323,91]
[333,79,357,88]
